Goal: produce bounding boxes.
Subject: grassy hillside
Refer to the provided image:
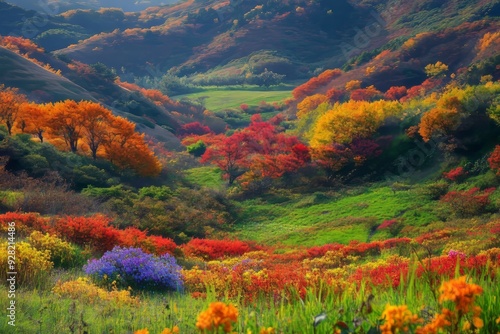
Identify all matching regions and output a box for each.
[0,46,94,101]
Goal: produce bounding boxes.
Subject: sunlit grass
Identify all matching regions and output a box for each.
[234,186,438,246]
[173,89,292,113]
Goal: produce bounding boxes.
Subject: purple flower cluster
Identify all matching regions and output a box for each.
[84,246,183,291]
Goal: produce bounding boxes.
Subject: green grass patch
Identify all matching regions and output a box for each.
[173,89,292,113]
[233,186,439,246]
[183,166,224,189]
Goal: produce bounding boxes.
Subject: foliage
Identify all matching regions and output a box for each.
[443,167,467,182]
[425,61,449,77]
[201,115,309,185]
[182,239,253,260]
[84,246,183,291]
[187,140,207,157]
[28,231,83,268]
[53,277,139,305]
[310,100,402,147]
[440,187,496,218]
[0,241,52,287]
[488,145,500,175]
[292,69,342,99]
[0,87,162,176]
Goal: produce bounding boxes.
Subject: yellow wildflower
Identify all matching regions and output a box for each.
[259,327,275,334]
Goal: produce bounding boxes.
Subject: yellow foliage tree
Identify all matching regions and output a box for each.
[310,100,402,147]
[425,61,448,77]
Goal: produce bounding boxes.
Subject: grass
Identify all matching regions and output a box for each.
[172,88,292,113]
[183,166,225,189]
[2,265,498,333]
[233,185,439,246]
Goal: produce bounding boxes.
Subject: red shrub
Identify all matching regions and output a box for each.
[443,166,466,182]
[0,212,51,236]
[183,238,252,260]
[147,235,177,255]
[54,215,121,253]
[292,69,342,99]
[440,187,496,217]
[488,145,500,175]
[377,219,398,230]
[118,227,148,247]
[384,86,407,100]
[382,238,412,249]
[325,88,345,102]
[177,122,213,137]
[306,243,344,258]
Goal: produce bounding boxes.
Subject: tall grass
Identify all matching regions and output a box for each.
[2,263,498,333]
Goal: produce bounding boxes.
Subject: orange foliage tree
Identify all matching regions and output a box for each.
[418,107,460,142]
[46,100,84,152]
[296,94,328,118]
[0,85,27,135]
[17,103,48,142]
[0,87,162,176]
[292,69,342,100]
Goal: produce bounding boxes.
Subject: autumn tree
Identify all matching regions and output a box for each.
[201,115,310,185]
[384,86,407,100]
[78,101,113,160]
[425,61,448,77]
[310,100,402,147]
[297,94,328,118]
[292,69,342,99]
[201,132,249,185]
[103,116,162,176]
[350,85,382,101]
[311,144,353,182]
[46,100,84,152]
[17,102,47,142]
[0,85,27,135]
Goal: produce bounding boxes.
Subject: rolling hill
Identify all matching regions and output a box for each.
[53,0,500,83]
[4,0,179,12]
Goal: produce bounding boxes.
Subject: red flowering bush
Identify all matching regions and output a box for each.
[443,167,466,182]
[177,122,213,137]
[0,212,50,236]
[182,239,252,260]
[440,187,496,217]
[54,215,121,253]
[488,145,500,175]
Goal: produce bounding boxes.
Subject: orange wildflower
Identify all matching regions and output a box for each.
[416,308,453,334]
[439,276,483,313]
[196,302,239,333]
[134,330,149,334]
[161,326,180,334]
[380,304,421,333]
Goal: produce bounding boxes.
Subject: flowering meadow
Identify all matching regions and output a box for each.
[0,211,499,333]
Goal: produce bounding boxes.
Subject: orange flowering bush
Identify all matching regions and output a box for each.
[196,302,238,333]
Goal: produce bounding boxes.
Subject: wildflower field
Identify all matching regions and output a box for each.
[0,210,499,333]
